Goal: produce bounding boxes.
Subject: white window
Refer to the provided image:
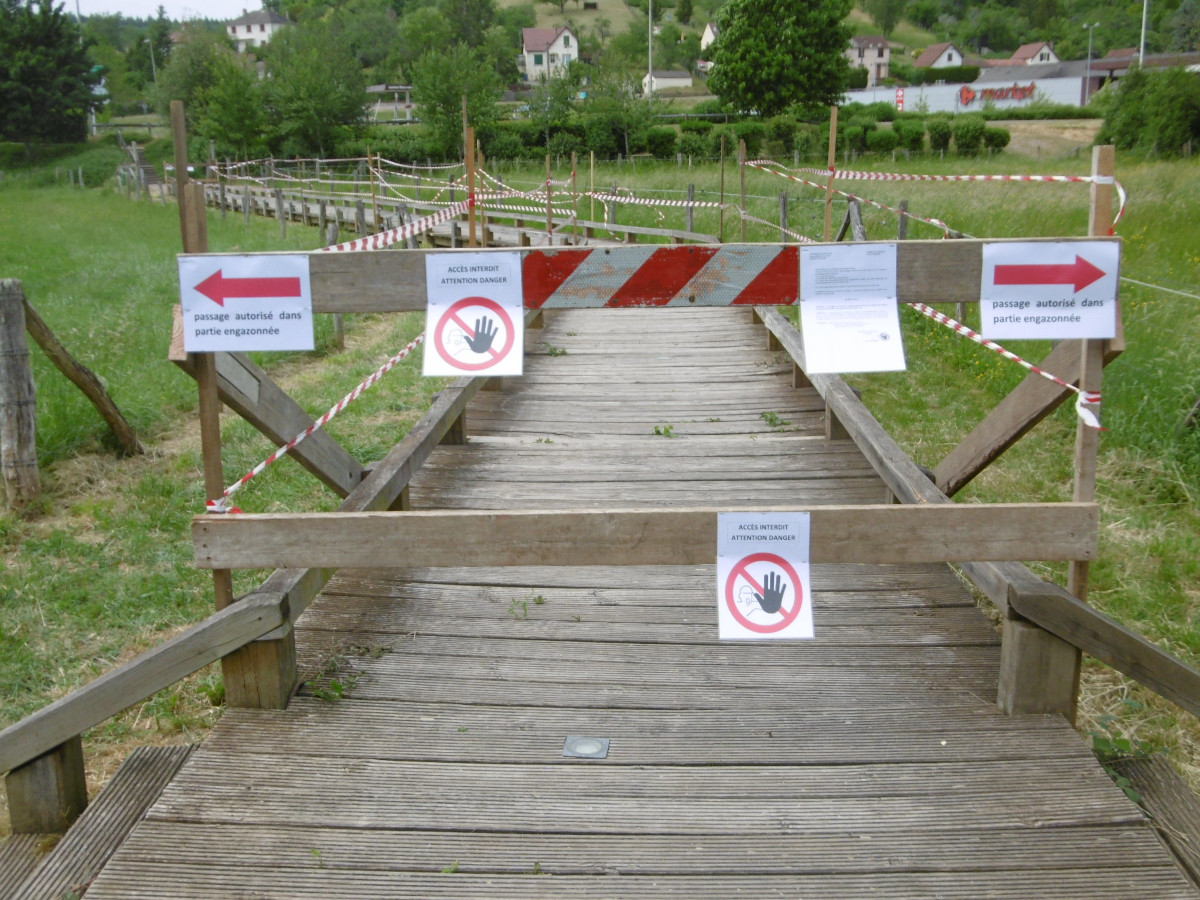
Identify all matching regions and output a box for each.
[563,53,572,64]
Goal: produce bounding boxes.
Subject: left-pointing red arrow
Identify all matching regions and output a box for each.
[194,270,303,307]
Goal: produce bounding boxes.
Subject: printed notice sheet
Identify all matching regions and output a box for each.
[799,243,906,374]
[716,512,814,641]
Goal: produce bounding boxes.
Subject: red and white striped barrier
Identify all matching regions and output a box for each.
[210,333,427,512]
[907,302,1103,429]
[523,245,800,308]
[319,200,470,252]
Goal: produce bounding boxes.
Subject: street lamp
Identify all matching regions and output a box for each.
[1139,0,1148,65]
[1083,22,1099,105]
[144,37,158,86]
[647,0,654,98]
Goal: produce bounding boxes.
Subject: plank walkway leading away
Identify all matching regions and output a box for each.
[85,308,1197,898]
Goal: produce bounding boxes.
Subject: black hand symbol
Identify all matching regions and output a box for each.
[465,317,497,354]
[754,571,787,614]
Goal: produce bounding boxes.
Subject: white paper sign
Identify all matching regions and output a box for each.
[424,251,524,376]
[980,241,1120,340]
[179,254,314,352]
[717,512,813,640]
[799,243,906,374]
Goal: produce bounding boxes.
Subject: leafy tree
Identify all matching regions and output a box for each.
[866,0,906,36]
[528,65,584,145]
[483,24,521,85]
[197,53,267,159]
[440,0,497,47]
[1098,66,1200,154]
[395,7,455,73]
[906,0,939,30]
[676,0,693,24]
[154,27,231,124]
[411,42,501,156]
[708,0,852,115]
[541,0,569,13]
[339,0,401,72]
[580,66,656,155]
[1173,0,1200,51]
[261,19,366,156]
[0,0,98,152]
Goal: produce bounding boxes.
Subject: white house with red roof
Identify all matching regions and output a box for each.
[985,41,1060,67]
[226,9,291,53]
[914,42,968,68]
[521,26,579,82]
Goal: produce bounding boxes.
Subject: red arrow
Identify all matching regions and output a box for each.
[994,255,1106,293]
[194,270,302,307]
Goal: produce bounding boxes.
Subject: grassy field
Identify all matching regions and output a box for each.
[1,135,1198,833]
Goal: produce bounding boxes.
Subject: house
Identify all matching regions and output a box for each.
[521,27,578,82]
[643,70,693,93]
[700,22,719,52]
[226,9,291,53]
[847,35,890,87]
[985,41,1060,67]
[914,41,967,68]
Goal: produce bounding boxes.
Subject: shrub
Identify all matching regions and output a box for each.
[643,126,678,158]
[679,131,708,159]
[794,123,824,157]
[952,114,986,155]
[679,119,714,135]
[766,115,797,153]
[548,130,584,159]
[866,128,899,153]
[926,116,952,152]
[582,117,619,159]
[708,124,739,157]
[846,68,869,90]
[982,126,1011,151]
[484,128,526,161]
[894,118,926,151]
[843,125,865,153]
[732,120,767,157]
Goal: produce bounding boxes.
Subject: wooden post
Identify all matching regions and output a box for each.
[355,199,366,234]
[589,151,595,225]
[369,151,379,238]
[897,198,909,240]
[5,736,87,833]
[779,191,788,238]
[571,151,578,246]
[173,105,294,711]
[275,189,286,238]
[545,154,553,244]
[243,186,251,225]
[719,135,726,243]
[318,199,327,238]
[1069,144,1114,605]
[218,179,227,220]
[0,279,40,509]
[997,585,1081,719]
[479,142,489,247]
[824,107,839,242]
[686,183,695,233]
[466,127,478,248]
[739,139,747,242]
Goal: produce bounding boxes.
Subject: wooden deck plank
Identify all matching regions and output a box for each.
[84,305,1197,898]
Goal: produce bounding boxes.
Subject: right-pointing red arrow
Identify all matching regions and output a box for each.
[994,255,1106,293]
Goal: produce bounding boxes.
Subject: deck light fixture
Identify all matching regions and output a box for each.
[563,736,610,759]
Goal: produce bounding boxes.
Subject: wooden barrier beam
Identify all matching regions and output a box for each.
[170,309,366,498]
[180,236,1119,315]
[193,502,1099,571]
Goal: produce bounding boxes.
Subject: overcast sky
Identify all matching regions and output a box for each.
[70,0,263,22]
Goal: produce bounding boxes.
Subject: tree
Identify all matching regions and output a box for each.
[541,0,569,13]
[154,27,231,124]
[411,42,501,156]
[676,0,693,24]
[1173,0,1200,51]
[197,53,267,159]
[262,19,366,156]
[866,0,906,36]
[708,0,852,115]
[0,0,98,152]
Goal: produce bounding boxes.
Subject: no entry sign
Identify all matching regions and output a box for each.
[424,251,524,376]
[717,513,813,640]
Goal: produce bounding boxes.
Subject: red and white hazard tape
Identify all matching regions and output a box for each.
[210,333,427,512]
[907,302,1104,429]
[748,159,1127,235]
[735,210,816,244]
[378,156,465,173]
[319,200,470,252]
[745,161,955,235]
[588,190,726,210]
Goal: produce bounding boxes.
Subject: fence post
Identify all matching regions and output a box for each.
[779,192,788,238]
[0,279,40,509]
[275,189,286,239]
[739,139,747,242]
[686,184,695,234]
[4,736,87,833]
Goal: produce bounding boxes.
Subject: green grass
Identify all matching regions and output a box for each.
[1,136,1198,830]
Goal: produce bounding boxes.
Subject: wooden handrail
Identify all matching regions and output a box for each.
[755,306,1200,720]
[0,592,283,776]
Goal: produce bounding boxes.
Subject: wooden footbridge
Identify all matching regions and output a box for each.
[4,142,1200,898]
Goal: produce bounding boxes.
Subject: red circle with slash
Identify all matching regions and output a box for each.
[434,296,515,371]
[724,552,804,634]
